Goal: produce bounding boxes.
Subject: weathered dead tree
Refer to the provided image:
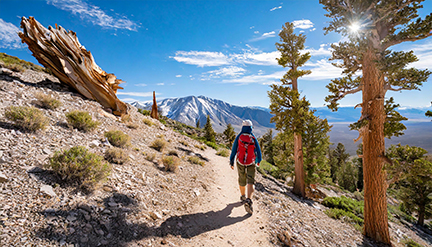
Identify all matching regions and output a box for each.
[150,91,159,120]
[18,16,128,117]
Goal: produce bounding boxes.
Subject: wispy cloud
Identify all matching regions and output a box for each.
[408,41,432,70]
[47,0,139,31]
[117,92,154,97]
[203,66,246,80]
[157,83,165,86]
[293,20,314,29]
[250,31,277,42]
[171,51,230,67]
[175,75,182,78]
[222,71,285,85]
[135,83,147,87]
[270,6,282,11]
[304,59,344,80]
[233,51,280,66]
[0,19,25,49]
[304,44,332,56]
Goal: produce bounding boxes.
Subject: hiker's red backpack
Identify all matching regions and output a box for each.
[236,133,256,166]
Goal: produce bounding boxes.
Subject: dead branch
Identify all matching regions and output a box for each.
[18,16,128,117]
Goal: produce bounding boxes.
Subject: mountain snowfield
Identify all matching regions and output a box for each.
[132,95,432,154]
[132,95,275,136]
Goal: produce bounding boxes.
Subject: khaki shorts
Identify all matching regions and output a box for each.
[236,161,256,186]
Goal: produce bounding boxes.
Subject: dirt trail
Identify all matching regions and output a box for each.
[175,148,271,247]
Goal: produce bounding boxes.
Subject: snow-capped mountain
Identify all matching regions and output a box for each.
[131,95,275,136]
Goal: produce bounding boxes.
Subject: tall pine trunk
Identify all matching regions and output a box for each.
[418,204,425,226]
[292,132,306,197]
[362,48,391,244]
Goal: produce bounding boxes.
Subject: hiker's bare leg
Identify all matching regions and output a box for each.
[239,185,246,196]
[247,183,254,199]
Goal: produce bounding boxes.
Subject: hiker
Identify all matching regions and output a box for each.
[229,119,262,214]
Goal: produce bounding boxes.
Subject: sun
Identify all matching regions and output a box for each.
[349,22,361,33]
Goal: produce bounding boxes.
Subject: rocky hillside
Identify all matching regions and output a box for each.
[1,63,432,247]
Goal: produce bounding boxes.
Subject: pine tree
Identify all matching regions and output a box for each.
[320,0,432,243]
[259,129,275,165]
[328,143,350,183]
[269,22,312,197]
[302,115,332,185]
[204,114,215,143]
[223,124,236,148]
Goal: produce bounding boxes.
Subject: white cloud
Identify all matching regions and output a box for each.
[135,83,147,87]
[204,66,246,79]
[304,59,344,80]
[409,41,432,70]
[233,50,280,66]
[47,0,139,31]
[270,6,282,11]
[119,97,140,103]
[254,31,259,34]
[157,83,165,86]
[304,44,332,56]
[117,92,154,97]
[175,75,182,78]
[250,31,276,41]
[250,26,255,29]
[223,71,285,85]
[171,51,230,67]
[0,19,25,49]
[293,20,314,29]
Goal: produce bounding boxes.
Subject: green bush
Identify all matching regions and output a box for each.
[35,92,62,110]
[205,141,218,150]
[4,106,48,131]
[324,208,364,226]
[322,196,364,217]
[402,238,423,247]
[216,149,230,157]
[150,138,167,152]
[66,111,100,132]
[105,147,129,164]
[159,119,167,125]
[138,108,151,116]
[46,146,111,190]
[188,156,205,166]
[257,160,279,178]
[104,130,131,148]
[162,155,180,172]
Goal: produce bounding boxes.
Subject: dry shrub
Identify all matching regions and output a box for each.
[142,118,154,126]
[168,150,178,157]
[162,155,180,172]
[104,130,131,148]
[188,156,205,166]
[105,147,129,164]
[4,106,48,132]
[144,152,156,162]
[150,138,167,152]
[66,110,100,132]
[216,149,230,157]
[126,123,139,129]
[46,146,111,190]
[179,140,189,147]
[35,92,62,110]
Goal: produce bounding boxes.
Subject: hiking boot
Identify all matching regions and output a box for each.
[240,195,246,203]
[244,198,253,214]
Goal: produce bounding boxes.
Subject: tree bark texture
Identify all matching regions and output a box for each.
[361,48,391,244]
[292,132,306,197]
[18,17,128,117]
[418,204,425,226]
[150,91,159,120]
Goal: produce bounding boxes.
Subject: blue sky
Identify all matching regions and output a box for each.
[1,0,431,109]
